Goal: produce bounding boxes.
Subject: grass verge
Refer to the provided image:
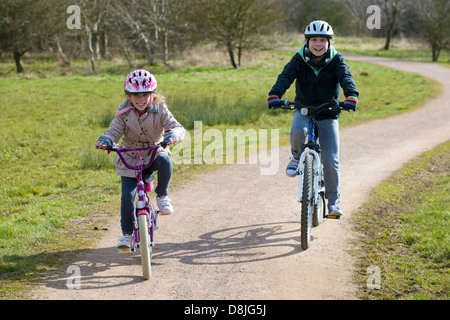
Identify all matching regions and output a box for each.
[351,141,449,300]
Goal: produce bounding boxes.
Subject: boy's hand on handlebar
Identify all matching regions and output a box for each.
[343,96,357,111]
[267,95,282,109]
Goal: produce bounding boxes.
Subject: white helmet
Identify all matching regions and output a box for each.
[304,20,334,39]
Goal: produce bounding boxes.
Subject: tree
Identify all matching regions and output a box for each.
[0,0,60,73]
[78,0,113,73]
[195,0,284,69]
[283,0,352,35]
[418,0,450,61]
[381,0,402,50]
[344,0,377,36]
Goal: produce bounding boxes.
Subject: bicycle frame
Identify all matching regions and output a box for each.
[275,99,345,202]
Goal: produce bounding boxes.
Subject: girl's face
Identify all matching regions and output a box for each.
[128,93,154,111]
[308,37,329,58]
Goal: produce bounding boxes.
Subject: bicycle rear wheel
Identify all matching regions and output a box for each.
[138,213,152,279]
[301,154,313,250]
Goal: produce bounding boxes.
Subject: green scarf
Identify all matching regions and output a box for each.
[298,43,337,76]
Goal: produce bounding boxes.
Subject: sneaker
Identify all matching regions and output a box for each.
[156,195,174,215]
[117,234,132,249]
[328,200,343,216]
[286,157,300,177]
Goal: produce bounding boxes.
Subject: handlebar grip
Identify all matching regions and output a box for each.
[339,101,356,111]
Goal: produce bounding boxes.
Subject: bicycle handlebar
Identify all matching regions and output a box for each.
[99,141,169,171]
[107,141,168,152]
[269,99,353,112]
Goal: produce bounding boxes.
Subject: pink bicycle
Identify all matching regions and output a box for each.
[104,142,169,279]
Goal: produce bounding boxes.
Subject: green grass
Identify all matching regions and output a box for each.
[0,46,441,298]
[336,36,450,65]
[281,35,450,64]
[352,141,450,300]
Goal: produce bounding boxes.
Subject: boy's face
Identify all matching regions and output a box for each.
[128,93,154,111]
[308,37,329,57]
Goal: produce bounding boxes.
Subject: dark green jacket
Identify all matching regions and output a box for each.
[269,44,359,120]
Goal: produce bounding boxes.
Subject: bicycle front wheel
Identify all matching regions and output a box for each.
[138,213,152,280]
[301,154,314,250]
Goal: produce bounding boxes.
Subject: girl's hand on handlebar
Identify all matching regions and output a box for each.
[163,130,178,145]
[96,135,113,150]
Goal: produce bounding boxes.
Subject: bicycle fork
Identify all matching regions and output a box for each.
[297,149,322,206]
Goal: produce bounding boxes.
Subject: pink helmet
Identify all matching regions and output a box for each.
[124,69,157,94]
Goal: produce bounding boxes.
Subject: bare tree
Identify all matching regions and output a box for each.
[78,0,114,73]
[381,0,402,49]
[344,0,376,36]
[417,0,450,61]
[194,0,285,69]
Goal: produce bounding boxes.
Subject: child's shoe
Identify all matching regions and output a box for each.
[117,234,132,249]
[286,157,299,177]
[156,195,174,215]
[327,200,343,216]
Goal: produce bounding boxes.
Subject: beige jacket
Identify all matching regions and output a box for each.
[103,100,185,178]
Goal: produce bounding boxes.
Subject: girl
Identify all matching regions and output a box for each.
[268,20,359,216]
[96,69,185,248]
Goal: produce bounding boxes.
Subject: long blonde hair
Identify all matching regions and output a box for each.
[153,93,166,104]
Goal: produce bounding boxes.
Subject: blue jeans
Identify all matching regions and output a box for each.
[290,109,340,202]
[120,153,173,235]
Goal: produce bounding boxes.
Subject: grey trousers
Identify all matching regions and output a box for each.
[290,109,340,202]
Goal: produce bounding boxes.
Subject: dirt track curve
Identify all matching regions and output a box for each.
[33,54,450,300]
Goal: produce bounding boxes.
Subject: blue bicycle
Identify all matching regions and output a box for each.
[270,99,353,250]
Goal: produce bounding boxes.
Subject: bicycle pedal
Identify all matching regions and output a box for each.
[325,214,341,220]
[118,247,131,253]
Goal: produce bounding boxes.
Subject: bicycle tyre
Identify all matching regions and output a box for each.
[301,154,313,250]
[138,213,151,279]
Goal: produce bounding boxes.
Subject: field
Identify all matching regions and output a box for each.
[0,38,445,298]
